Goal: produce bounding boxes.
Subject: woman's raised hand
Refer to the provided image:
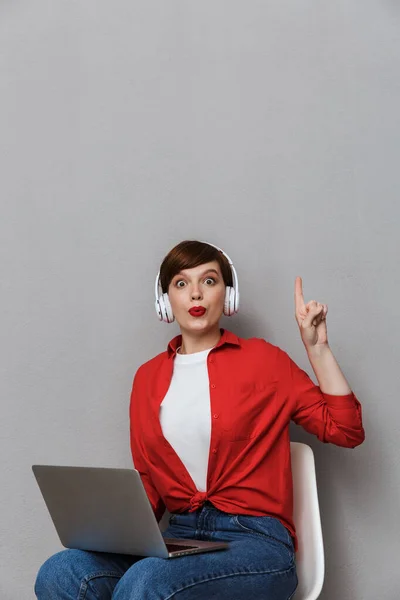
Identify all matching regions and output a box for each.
[294,276,328,349]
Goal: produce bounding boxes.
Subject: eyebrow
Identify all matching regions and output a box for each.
[175,268,220,279]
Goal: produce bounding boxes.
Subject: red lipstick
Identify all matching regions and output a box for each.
[189,306,206,317]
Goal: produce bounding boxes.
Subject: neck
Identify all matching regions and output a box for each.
[178,326,222,355]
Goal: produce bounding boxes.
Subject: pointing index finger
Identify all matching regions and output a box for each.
[295,276,305,311]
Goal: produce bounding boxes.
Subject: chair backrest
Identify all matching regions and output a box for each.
[290,441,324,600]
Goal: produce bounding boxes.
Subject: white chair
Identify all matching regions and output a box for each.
[291,441,325,600]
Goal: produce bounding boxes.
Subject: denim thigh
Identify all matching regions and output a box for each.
[113,508,298,600]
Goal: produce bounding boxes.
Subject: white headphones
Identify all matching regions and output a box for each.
[154,241,240,323]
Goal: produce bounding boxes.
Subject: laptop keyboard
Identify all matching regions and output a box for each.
[166,543,198,552]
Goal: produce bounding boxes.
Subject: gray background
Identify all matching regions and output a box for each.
[1,1,398,598]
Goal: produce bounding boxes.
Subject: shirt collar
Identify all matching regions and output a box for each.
[167,328,241,358]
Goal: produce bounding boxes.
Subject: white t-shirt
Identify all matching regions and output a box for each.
[159,346,212,492]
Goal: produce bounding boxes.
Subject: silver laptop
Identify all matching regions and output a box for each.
[32,465,229,559]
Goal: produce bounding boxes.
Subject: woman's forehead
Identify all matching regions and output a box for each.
[176,261,221,278]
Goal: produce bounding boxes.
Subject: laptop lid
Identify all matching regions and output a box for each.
[32,465,172,558]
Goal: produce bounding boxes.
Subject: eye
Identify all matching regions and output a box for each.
[174,276,217,288]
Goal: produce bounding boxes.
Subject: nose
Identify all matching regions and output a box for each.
[191,285,202,300]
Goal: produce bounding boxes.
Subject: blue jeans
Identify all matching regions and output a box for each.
[35,502,297,599]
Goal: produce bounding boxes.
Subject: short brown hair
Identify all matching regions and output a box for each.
[159,240,233,294]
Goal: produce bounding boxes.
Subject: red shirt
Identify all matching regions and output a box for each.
[129,328,365,551]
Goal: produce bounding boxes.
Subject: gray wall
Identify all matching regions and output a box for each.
[1,1,398,598]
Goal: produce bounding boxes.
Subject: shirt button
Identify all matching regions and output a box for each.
[209,357,214,363]
[211,383,216,389]
[213,413,219,419]
[212,448,217,454]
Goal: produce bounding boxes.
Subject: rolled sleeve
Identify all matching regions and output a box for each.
[284,351,365,448]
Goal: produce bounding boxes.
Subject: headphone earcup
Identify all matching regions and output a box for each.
[229,287,236,315]
[224,286,233,316]
[224,286,239,316]
[158,295,166,322]
[161,293,174,323]
[155,299,163,321]
[234,288,240,313]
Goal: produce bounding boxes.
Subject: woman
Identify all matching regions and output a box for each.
[35,240,365,599]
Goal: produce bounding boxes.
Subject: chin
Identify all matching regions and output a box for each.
[187,319,210,329]
[179,318,215,333]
